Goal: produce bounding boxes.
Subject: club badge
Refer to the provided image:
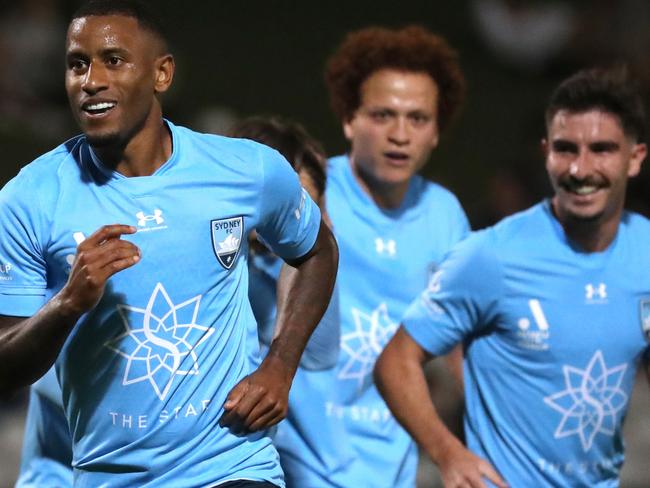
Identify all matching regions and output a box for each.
[211,216,243,270]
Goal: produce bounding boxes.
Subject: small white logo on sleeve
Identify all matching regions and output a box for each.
[0,262,12,281]
[294,189,307,220]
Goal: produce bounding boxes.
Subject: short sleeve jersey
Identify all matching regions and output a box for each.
[315,155,469,487]
[403,201,650,487]
[0,121,321,488]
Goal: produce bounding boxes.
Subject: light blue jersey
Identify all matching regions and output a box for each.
[16,368,72,488]
[248,253,353,487]
[0,121,321,488]
[315,155,469,487]
[403,201,650,487]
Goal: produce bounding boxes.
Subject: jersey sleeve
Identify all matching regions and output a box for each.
[255,147,321,261]
[401,231,503,356]
[0,171,49,317]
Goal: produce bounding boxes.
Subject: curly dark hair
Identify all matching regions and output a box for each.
[545,66,647,143]
[325,25,465,132]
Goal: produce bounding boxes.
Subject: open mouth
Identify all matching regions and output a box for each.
[82,101,117,116]
[561,180,604,197]
[384,151,409,163]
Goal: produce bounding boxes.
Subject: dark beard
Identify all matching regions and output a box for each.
[85,131,122,148]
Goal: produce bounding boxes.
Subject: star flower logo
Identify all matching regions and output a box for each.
[544,350,628,451]
[105,283,214,401]
[338,303,398,385]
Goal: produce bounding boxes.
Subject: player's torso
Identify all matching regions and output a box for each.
[323,157,465,487]
[468,224,650,486]
[46,147,281,483]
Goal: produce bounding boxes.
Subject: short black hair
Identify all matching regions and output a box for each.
[229,116,327,197]
[71,0,168,48]
[546,67,646,142]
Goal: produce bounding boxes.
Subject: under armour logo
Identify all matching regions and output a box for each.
[375,238,396,256]
[137,209,164,227]
[585,283,607,301]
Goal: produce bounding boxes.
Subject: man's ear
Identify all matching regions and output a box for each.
[627,142,647,178]
[154,54,175,94]
[343,118,354,141]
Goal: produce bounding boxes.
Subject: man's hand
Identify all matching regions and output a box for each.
[58,225,140,316]
[220,355,292,433]
[438,442,508,488]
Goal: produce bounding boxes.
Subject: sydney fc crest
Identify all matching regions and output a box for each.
[211,216,243,270]
[640,298,650,341]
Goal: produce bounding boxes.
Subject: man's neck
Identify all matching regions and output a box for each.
[93,118,172,178]
[351,162,409,210]
[552,203,621,253]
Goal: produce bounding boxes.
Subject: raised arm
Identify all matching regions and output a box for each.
[0,225,140,395]
[220,221,338,431]
[375,327,507,488]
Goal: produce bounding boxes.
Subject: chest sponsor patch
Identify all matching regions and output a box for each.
[211,216,243,270]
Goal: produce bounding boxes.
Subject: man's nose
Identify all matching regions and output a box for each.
[569,149,595,179]
[387,118,409,146]
[81,63,108,94]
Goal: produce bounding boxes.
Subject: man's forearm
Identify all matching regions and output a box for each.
[0,294,82,395]
[266,221,338,375]
[375,327,464,464]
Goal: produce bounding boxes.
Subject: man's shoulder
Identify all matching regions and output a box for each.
[622,210,650,233]
[415,175,463,209]
[2,135,85,195]
[176,125,278,166]
[472,203,549,256]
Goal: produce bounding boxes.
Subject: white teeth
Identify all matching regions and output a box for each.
[574,185,597,195]
[86,102,115,111]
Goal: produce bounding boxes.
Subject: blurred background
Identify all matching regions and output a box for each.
[0,0,649,486]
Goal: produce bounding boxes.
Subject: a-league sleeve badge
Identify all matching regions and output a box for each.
[640,298,650,341]
[210,216,244,270]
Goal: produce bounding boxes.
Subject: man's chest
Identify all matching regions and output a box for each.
[45,182,257,289]
[492,267,649,365]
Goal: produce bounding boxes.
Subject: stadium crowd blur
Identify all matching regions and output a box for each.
[1,0,649,486]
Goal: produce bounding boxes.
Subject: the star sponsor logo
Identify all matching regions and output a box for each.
[544,350,628,451]
[339,303,398,386]
[105,282,214,401]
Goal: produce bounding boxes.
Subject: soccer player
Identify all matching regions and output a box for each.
[317,26,470,487]
[0,2,337,487]
[231,116,354,487]
[375,67,650,487]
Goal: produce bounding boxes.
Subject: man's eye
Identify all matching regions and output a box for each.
[370,111,390,121]
[108,56,122,66]
[410,114,430,125]
[552,142,577,154]
[69,59,87,71]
